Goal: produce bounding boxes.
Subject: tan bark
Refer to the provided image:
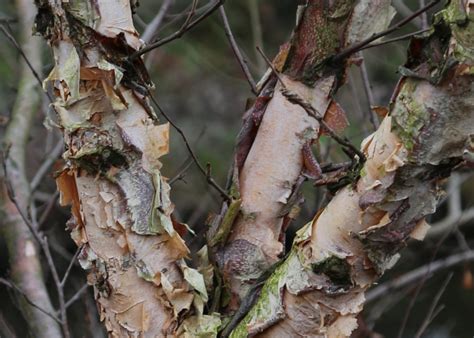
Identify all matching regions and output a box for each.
[215,0,396,305]
[230,1,474,336]
[35,0,212,336]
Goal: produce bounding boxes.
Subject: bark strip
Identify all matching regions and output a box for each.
[230,1,474,336]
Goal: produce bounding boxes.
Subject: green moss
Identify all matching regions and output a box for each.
[391,80,428,151]
[73,146,128,175]
[208,198,242,247]
[311,256,351,287]
[229,253,293,338]
[437,0,474,62]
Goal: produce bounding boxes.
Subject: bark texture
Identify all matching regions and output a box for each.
[211,0,396,307]
[0,0,62,336]
[230,1,474,336]
[35,0,213,336]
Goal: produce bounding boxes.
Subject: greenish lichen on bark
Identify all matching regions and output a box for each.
[282,0,357,85]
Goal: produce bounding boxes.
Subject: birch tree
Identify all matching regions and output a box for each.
[2,0,471,336]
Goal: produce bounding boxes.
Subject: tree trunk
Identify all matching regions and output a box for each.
[0,0,62,336]
[229,1,474,336]
[211,0,396,308]
[31,0,474,337]
[35,0,211,336]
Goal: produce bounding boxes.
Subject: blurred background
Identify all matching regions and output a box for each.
[1,0,473,337]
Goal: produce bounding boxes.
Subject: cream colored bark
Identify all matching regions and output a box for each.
[230,1,474,336]
[219,0,396,304]
[36,0,211,336]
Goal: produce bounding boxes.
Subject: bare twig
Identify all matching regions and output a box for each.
[357,52,379,130]
[428,174,474,237]
[60,246,82,287]
[414,273,452,338]
[147,93,232,201]
[148,1,216,42]
[30,140,63,192]
[42,237,69,338]
[219,5,257,94]
[393,0,423,28]
[396,228,452,338]
[419,0,429,30]
[0,278,61,324]
[64,283,89,309]
[359,28,431,51]
[256,46,366,162]
[169,128,206,185]
[169,157,194,185]
[141,0,174,43]
[37,191,59,230]
[132,0,224,58]
[0,15,17,24]
[247,0,265,73]
[332,0,440,63]
[0,24,53,103]
[366,250,474,303]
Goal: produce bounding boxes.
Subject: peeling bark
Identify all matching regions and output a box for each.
[35,0,212,336]
[230,1,474,336]
[214,0,396,307]
[0,0,62,336]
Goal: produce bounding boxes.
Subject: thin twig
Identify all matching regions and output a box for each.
[2,150,43,245]
[247,0,265,73]
[255,46,366,162]
[43,237,70,338]
[332,0,440,63]
[64,283,89,309]
[219,5,257,94]
[38,191,59,230]
[359,28,431,51]
[414,272,452,338]
[169,157,194,185]
[147,93,232,201]
[393,0,423,28]
[148,1,216,42]
[0,24,53,103]
[132,0,224,58]
[30,140,63,192]
[419,0,429,30]
[366,250,474,303]
[141,0,174,43]
[357,52,379,130]
[0,278,61,324]
[0,16,17,24]
[396,228,451,338]
[169,127,206,185]
[60,246,82,287]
